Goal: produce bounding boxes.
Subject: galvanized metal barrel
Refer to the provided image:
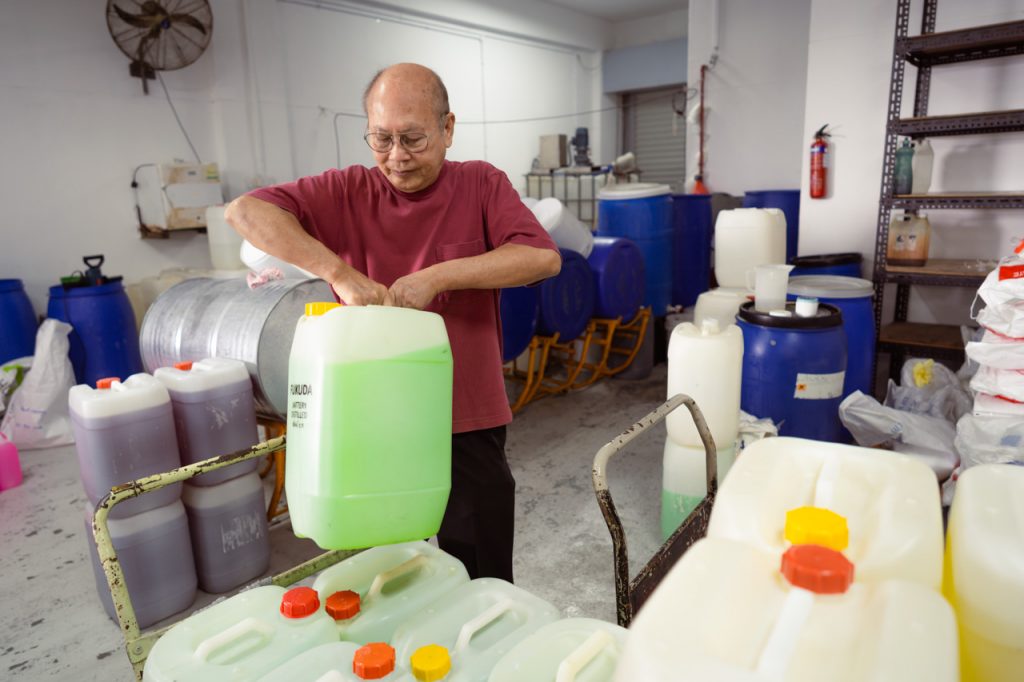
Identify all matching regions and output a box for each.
[140,277,334,418]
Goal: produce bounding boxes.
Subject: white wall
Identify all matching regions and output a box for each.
[0,0,612,313]
[613,8,687,49]
[800,0,1024,325]
[685,0,812,195]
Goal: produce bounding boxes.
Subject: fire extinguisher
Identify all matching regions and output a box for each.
[809,124,830,199]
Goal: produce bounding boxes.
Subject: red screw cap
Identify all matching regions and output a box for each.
[780,544,855,594]
[280,586,320,618]
[173,361,193,371]
[96,377,119,389]
[326,590,361,620]
[353,642,396,679]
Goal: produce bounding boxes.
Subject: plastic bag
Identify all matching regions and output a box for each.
[965,329,1024,369]
[957,326,985,385]
[0,357,32,419]
[974,252,1024,308]
[884,358,973,423]
[955,413,1024,468]
[970,365,1024,402]
[839,391,958,480]
[737,410,778,452]
[0,320,75,450]
[976,300,1024,338]
[973,392,1024,417]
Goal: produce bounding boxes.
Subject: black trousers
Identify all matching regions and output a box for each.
[436,425,515,582]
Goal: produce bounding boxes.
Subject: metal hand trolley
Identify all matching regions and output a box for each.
[592,394,718,627]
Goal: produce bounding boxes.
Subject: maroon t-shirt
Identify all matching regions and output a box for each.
[248,160,557,433]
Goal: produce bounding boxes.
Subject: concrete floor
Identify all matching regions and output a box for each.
[0,366,669,680]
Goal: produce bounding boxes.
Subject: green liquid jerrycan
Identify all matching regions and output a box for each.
[286,303,453,549]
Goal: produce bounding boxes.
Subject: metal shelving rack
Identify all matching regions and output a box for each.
[873,1,1024,383]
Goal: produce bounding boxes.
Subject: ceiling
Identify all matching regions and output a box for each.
[537,0,686,23]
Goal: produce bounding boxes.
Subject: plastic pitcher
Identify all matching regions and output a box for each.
[287,303,453,550]
[714,208,787,289]
[944,464,1024,682]
[181,471,270,593]
[69,374,182,518]
[84,500,197,629]
[145,585,340,681]
[391,578,561,682]
[311,541,470,644]
[706,437,944,589]
[662,437,736,542]
[488,617,629,682]
[746,263,794,312]
[154,357,260,486]
[666,319,743,448]
[0,431,23,491]
[616,537,958,681]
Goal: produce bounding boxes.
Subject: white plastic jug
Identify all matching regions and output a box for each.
[616,537,958,681]
[532,197,594,258]
[240,240,315,278]
[746,263,795,313]
[144,585,339,681]
[488,618,629,682]
[181,471,270,594]
[84,500,197,629]
[714,208,787,289]
[391,578,561,682]
[311,540,470,644]
[706,437,944,590]
[662,437,737,541]
[69,374,182,518]
[693,287,752,329]
[258,642,362,681]
[154,357,260,486]
[944,464,1024,682]
[666,319,743,448]
[206,205,245,271]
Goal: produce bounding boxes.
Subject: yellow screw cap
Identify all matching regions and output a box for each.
[305,301,341,317]
[410,644,451,681]
[784,506,849,551]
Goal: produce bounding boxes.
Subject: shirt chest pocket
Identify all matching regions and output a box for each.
[435,239,489,309]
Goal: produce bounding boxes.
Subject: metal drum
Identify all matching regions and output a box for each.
[140,277,334,418]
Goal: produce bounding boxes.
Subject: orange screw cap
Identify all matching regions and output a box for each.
[280,586,320,618]
[326,590,361,620]
[96,377,119,389]
[353,642,396,679]
[781,544,854,594]
[173,361,193,371]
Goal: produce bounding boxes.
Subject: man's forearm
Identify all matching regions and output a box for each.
[430,243,561,292]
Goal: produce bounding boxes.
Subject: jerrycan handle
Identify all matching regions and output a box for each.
[454,598,516,654]
[365,554,429,603]
[194,617,274,663]
[555,630,615,682]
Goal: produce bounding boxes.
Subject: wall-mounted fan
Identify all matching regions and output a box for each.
[105,1,213,94]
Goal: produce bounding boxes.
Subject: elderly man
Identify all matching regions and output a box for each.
[226,63,561,581]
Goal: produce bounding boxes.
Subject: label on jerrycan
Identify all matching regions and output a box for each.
[289,382,313,430]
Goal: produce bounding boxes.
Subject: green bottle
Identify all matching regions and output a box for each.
[286,303,453,549]
[894,138,914,196]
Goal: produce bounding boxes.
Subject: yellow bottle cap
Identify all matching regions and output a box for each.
[784,506,849,551]
[410,644,451,681]
[305,301,341,317]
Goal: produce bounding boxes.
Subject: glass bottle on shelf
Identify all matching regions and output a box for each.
[894,138,914,195]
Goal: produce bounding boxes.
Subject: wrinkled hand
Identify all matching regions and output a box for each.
[384,270,441,310]
[330,272,388,306]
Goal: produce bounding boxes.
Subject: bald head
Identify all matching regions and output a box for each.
[363,63,450,119]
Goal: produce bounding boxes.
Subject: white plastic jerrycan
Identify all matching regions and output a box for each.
[391,578,561,682]
[616,537,958,682]
[287,303,453,550]
[693,287,752,329]
[662,437,737,542]
[311,540,470,644]
[714,208,787,289]
[944,464,1024,682]
[706,436,944,590]
[69,373,182,518]
[488,618,629,682]
[666,319,743,449]
[144,585,339,681]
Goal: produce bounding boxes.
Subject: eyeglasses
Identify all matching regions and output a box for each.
[363,114,448,153]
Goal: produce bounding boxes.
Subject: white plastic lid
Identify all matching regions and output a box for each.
[598,182,671,200]
[788,275,874,299]
[153,357,251,394]
[69,373,170,419]
[701,287,753,300]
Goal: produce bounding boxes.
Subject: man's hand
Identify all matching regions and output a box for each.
[330,271,389,306]
[384,269,441,310]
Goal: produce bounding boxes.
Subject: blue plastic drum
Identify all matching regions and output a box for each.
[0,279,38,364]
[737,301,847,442]
[743,189,800,263]
[587,236,645,321]
[671,194,712,308]
[788,276,874,397]
[790,253,863,279]
[597,183,672,315]
[537,249,594,341]
[46,281,143,387]
[499,285,540,363]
